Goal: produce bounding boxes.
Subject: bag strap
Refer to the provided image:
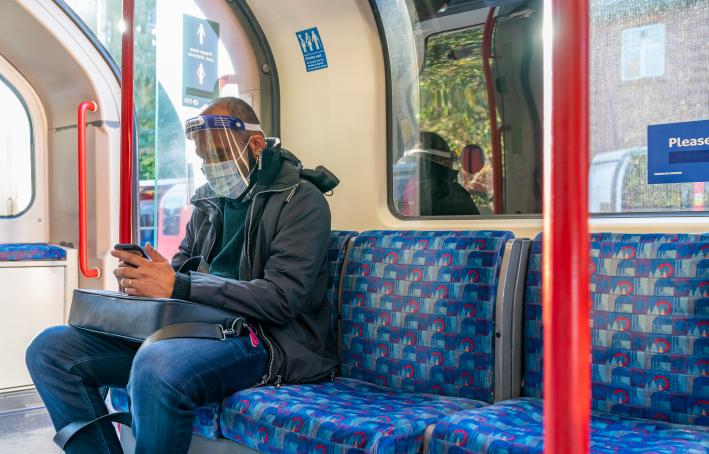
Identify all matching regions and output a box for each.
[142,322,230,348]
[53,317,244,448]
[54,411,132,449]
[143,316,243,348]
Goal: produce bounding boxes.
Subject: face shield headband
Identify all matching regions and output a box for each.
[184,115,263,199]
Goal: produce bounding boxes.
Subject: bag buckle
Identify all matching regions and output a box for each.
[219,317,244,341]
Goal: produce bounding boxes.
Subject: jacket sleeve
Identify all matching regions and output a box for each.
[170,213,196,271]
[187,184,331,326]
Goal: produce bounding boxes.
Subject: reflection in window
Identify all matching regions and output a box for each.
[621,24,665,81]
[0,77,33,217]
[590,0,708,213]
[375,0,543,217]
[161,188,183,236]
[395,132,481,216]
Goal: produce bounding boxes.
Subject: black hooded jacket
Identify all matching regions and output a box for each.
[170,139,338,384]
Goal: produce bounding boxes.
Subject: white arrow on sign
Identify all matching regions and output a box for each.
[197,24,206,45]
[197,63,206,85]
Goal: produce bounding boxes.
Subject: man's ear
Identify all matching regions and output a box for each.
[249,133,266,159]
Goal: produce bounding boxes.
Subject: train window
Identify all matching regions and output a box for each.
[589,1,708,214]
[63,0,279,249]
[0,76,33,217]
[372,0,543,217]
[620,23,665,82]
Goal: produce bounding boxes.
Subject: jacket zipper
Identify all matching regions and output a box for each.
[244,184,299,270]
[200,199,222,260]
[257,321,279,385]
[242,182,300,386]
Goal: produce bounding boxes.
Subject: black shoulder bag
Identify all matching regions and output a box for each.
[55,287,245,449]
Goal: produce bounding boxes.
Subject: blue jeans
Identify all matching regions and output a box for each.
[26,325,267,454]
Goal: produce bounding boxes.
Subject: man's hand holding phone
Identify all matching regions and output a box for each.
[112,243,176,298]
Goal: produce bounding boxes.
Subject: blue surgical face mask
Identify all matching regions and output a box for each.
[201,160,248,199]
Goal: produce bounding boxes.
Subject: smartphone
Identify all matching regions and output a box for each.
[114,243,150,260]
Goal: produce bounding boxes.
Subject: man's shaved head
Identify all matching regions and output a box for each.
[203,97,260,125]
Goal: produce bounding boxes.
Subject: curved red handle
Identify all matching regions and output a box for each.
[78,101,101,279]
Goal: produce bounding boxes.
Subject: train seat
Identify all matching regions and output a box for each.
[109,230,357,440]
[0,243,66,261]
[220,377,485,452]
[428,397,708,453]
[428,233,709,453]
[219,230,514,452]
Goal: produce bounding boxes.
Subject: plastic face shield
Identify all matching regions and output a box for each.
[184,115,263,185]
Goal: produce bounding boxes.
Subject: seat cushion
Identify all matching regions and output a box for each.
[429,398,709,453]
[220,377,486,453]
[0,243,66,261]
[109,388,221,440]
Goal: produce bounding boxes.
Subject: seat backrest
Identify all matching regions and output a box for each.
[327,231,357,341]
[590,232,708,425]
[521,237,543,398]
[521,233,709,426]
[339,230,514,402]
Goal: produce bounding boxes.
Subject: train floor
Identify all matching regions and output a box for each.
[0,389,59,453]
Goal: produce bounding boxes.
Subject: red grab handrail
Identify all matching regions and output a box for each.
[482,7,504,214]
[119,0,135,244]
[77,101,101,279]
[543,0,590,453]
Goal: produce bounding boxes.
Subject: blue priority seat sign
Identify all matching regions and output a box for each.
[296,27,328,72]
[648,120,709,184]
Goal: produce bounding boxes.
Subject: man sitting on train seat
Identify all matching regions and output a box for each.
[396,131,479,216]
[26,96,337,454]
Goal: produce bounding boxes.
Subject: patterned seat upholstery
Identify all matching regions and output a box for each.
[429,233,709,453]
[429,398,709,453]
[221,230,514,452]
[110,388,221,439]
[0,243,66,261]
[221,377,486,453]
[109,230,357,440]
[327,231,358,340]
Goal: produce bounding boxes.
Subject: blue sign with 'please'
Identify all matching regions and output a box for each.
[295,27,328,72]
[648,120,709,184]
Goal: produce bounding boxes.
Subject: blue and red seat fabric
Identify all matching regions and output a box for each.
[220,377,484,453]
[0,243,66,261]
[326,230,358,340]
[429,398,707,453]
[218,230,514,452]
[428,233,709,453]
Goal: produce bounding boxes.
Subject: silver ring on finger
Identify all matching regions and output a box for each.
[128,279,133,288]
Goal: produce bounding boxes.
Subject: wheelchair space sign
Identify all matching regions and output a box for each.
[296,27,328,72]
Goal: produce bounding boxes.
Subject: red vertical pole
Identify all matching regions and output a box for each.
[119,0,135,244]
[542,0,590,453]
[482,8,504,214]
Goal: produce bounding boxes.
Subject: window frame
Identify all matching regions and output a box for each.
[369,0,709,220]
[0,73,36,219]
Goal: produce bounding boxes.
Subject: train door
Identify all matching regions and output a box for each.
[0,0,122,401]
[64,0,280,260]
